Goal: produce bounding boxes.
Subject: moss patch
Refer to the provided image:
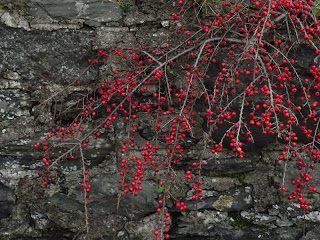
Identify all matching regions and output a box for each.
[208,171,248,186]
[231,220,252,227]
[212,195,234,211]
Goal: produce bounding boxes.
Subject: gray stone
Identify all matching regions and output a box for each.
[268,204,280,216]
[0,161,39,188]
[0,182,16,219]
[186,186,253,212]
[27,0,122,23]
[30,15,84,30]
[175,210,230,236]
[0,118,35,144]
[44,193,85,232]
[300,226,320,240]
[0,89,31,121]
[276,217,293,227]
[0,203,39,238]
[94,26,128,48]
[93,26,137,50]
[241,210,278,225]
[134,28,172,49]
[2,71,21,81]
[245,163,279,212]
[200,154,257,174]
[126,211,171,240]
[273,227,302,240]
[297,211,320,222]
[295,45,318,69]
[88,174,158,219]
[30,209,53,230]
[123,10,157,26]
[0,11,30,30]
[0,78,22,88]
[59,173,159,221]
[0,23,97,85]
[203,177,241,192]
[83,19,101,27]
[161,20,170,27]
[174,210,295,240]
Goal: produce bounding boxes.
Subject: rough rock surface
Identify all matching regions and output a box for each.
[27,0,122,24]
[0,182,16,219]
[0,23,97,84]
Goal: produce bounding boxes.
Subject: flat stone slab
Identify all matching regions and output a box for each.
[27,0,122,23]
[0,23,97,84]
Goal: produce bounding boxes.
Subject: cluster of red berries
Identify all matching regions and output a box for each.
[31,0,320,238]
[119,155,145,196]
[154,199,171,239]
[175,200,187,211]
[80,170,92,200]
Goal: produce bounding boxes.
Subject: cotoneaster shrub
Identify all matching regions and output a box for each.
[32,0,320,239]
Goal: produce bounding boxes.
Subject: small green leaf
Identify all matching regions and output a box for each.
[156,184,171,193]
[313,9,320,16]
[313,0,320,16]
[157,185,165,193]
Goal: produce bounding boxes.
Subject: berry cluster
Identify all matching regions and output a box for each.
[32,0,320,238]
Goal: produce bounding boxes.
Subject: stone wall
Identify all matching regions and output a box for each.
[0,1,320,240]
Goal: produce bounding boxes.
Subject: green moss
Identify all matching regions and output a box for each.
[193,0,219,18]
[105,227,116,234]
[118,1,131,17]
[208,170,231,178]
[312,0,320,16]
[16,187,23,197]
[207,171,249,186]
[231,220,252,227]
[208,237,216,240]
[234,173,246,185]
[93,76,102,83]
[62,169,82,175]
